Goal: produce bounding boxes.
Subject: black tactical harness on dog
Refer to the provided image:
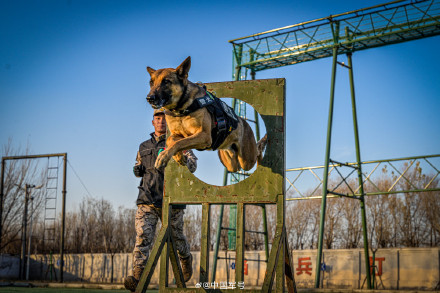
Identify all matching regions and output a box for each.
[165,91,239,151]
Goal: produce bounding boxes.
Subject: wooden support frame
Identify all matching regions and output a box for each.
[136,78,295,292]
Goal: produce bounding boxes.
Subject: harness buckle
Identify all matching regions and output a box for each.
[217,118,227,131]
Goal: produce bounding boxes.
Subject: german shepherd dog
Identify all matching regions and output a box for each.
[146,56,267,173]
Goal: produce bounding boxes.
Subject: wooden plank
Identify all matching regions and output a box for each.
[136,226,169,293]
[262,223,283,292]
[284,230,297,293]
[200,203,211,283]
[235,203,245,284]
[160,237,169,290]
[169,233,186,288]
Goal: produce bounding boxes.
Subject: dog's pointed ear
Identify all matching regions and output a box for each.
[147,66,156,76]
[176,56,191,79]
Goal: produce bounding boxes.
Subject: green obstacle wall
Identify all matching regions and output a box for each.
[136,78,297,293]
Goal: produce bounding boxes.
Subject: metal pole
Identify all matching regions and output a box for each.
[249,52,270,261]
[21,184,30,279]
[49,251,53,281]
[211,203,224,282]
[211,169,228,282]
[347,51,372,289]
[315,21,339,288]
[2,153,68,161]
[250,49,256,82]
[262,206,270,261]
[228,204,237,250]
[249,49,259,142]
[233,44,243,81]
[0,158,5,252]
[26,195,34,280]
[60,154,67,282]
[228,45,243,250]
[371,250,375,289]
[228,96,237,249]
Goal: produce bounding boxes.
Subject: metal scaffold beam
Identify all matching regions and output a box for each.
[286,154,440,199]
[230,0,440,73]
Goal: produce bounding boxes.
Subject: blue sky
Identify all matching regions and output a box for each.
[1,0,439,210]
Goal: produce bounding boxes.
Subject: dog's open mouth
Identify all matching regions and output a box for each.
[150,103,162,109]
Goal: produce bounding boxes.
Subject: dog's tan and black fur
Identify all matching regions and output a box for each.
[146,56,267,173]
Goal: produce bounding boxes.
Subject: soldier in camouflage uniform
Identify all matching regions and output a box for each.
[124,109,197,292]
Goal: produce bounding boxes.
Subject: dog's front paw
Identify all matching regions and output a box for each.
[173,152,187,166]
[155,150,170,171]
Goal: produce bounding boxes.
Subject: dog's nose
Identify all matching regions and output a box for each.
[146,95,155,103]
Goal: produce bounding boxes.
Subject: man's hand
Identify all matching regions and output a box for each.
[183,150,198,173]
[133,164,146,177]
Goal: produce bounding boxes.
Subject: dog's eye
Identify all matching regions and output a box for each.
[149,80,153,86]
[163,79,171,85]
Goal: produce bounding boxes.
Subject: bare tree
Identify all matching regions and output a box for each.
[1,139,46,254]
[114,206,136,252]
[286,200,314,250]
[394,163,433,247]
[421,190,440,246]
[64,210,84,253]
[184,205,202,251]
[53,197,136,254]
[6,155,436,255]
[339,197,362,249]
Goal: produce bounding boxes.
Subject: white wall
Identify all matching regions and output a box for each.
[1,247,439,290]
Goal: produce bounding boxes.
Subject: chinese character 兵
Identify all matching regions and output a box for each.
[296,257,312,276]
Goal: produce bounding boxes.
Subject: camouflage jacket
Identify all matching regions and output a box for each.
[136,133,187,209]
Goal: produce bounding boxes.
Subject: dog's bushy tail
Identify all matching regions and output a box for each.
[256,133,268,165]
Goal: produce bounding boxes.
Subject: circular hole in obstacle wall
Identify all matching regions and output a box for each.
[191,98,266,186]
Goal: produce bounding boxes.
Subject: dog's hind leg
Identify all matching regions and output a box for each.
[218,149,239,173]
[256,133,268,165]
[237,121,258,171]
[237,147,257,171]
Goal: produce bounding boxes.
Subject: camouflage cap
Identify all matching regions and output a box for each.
[153,109,165,116]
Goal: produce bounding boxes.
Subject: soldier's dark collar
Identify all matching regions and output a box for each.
[151,132,166,142]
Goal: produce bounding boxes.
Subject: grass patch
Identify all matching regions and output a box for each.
[0,287,157,292]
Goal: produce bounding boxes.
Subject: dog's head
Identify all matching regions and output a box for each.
[146,56,191,109]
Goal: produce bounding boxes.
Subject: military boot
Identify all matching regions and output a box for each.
[180,254,193,282]
[124,267,143,292]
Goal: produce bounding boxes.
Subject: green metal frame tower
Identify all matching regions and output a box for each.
[228,0,440,289]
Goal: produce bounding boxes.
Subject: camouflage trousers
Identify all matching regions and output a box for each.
[132,204,190,274]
